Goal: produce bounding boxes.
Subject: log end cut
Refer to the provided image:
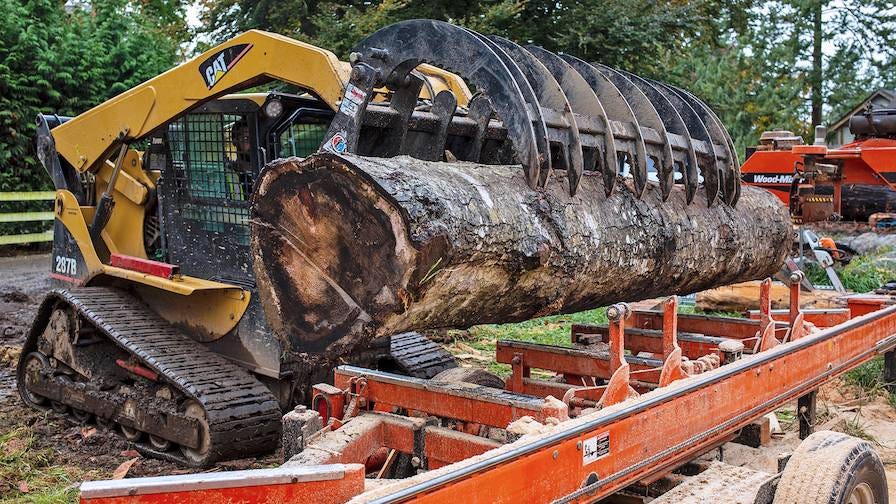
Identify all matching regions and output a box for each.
[251,155,411,355]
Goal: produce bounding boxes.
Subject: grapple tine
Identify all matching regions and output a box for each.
[669,86,740,206]
[651,80,718,205]
[617,70,698,204]
[325,19,740,205]
[451,94,492,163]
[487,37,584,195]
[593,65,663,199]
[323,19,543,189]
[472,33,553,189]
[560,55,642,198]
[417,90,458,161]
[525,45,611,198]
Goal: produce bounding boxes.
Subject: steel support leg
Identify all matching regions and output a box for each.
[798,390,817,440]
[885,351,896,394]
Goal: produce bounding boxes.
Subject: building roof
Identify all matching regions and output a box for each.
[829,88,896,132]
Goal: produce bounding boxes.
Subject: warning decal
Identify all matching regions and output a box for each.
[582,432,610,465]
[339,83,367,117]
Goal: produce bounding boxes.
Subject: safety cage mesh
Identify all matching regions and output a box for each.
[158,112,255,281]
[166,113,254,235]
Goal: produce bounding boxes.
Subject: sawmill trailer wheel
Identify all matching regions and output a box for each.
[775,431,888,504]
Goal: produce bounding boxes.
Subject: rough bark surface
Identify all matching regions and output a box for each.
[251,153,791,358]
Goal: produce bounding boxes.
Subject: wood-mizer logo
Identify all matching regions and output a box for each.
[199,44,253,89]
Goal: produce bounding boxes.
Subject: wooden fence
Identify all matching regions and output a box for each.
[0,191,55,245]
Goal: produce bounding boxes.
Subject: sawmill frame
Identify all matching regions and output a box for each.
[78,275,896,503]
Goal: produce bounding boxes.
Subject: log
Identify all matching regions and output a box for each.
[251,154,791,358]
[815,184,896,222]
[695,280,842,313]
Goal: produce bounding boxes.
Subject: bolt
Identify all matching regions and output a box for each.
[553,450,559,459]
[576,441,582,451]
[607,303,630,321]
[411,456,421,468]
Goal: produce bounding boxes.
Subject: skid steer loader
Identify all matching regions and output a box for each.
[18,20,738,466]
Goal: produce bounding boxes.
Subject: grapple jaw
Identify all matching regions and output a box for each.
[322,19,739,206]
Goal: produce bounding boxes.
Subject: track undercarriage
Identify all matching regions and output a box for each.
[17,288,282,466]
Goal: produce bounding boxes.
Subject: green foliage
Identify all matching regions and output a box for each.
[844,357,896,412]
[805,249,896,293]
[198,0,726,72]
[845,357,886,394]
[0,0,185,193]
[449,308,608,376]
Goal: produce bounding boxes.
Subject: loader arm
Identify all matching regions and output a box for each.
[50,31,345,173]
[48,29,470,174]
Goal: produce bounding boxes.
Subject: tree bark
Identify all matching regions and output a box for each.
[251,154,791,359]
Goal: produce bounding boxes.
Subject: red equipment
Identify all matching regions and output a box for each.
[78,275,896,504]
[742,108,896,222]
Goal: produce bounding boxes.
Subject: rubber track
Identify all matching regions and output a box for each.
[42,288,281,464]
[389,332,457,379]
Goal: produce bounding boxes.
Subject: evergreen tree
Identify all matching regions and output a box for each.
[0,0,185,191]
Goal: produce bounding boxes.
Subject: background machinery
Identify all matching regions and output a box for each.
[741,109,896,292]
[20,19,753,469]
[742,105,896,223]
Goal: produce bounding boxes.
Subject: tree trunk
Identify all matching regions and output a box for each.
[811,0,823,128]
[251,154,791,359]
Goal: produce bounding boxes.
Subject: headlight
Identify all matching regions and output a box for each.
[264,99,284,118]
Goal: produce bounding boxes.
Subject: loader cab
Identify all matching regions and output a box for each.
[146,92,333,285]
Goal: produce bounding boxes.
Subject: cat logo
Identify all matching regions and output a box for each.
[198,44,253,89]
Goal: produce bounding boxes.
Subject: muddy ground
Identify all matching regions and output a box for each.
[1,253,896,501]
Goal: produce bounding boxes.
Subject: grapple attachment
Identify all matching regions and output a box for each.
[322,19,739,205]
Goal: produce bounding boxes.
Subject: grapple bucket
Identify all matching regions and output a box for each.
[322,19,739,206]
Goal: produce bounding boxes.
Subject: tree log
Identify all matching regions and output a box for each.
[815,184,896,222]
[695,280,842,312]
[251,154,791,358]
